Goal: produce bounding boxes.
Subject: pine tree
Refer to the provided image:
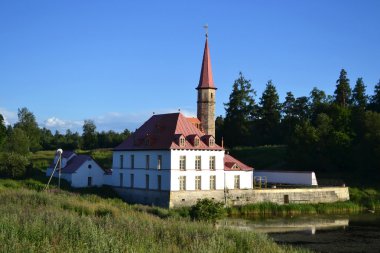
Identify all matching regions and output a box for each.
[224,72,256,147]
[282,92,296,119]
[351,78,367,110]
[334,69,351,107]
[370,79,380,112]
[257,80,281,144]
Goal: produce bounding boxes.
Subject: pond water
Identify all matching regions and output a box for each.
[222,213,380,253]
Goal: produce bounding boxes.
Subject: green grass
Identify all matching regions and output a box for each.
[0,182,308,253]
[227,201,363,217]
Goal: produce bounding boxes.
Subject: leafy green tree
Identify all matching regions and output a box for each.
[0,114,6,147]
[82,120,98,150]
[351,78,367,110]
[257,80,281,144]
[0,152,29,178]
[189,198,225,223]
[369,79,380,112]
[14,107,41,151]
[334,69,351,108]
[5,128,30,155]
[224,72,256,147]
[40,127,54,150]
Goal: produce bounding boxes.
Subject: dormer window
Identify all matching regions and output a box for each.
[179,136,186,147]
[232,164,240,170]
[209,137,215,147]
[194,137,200,147]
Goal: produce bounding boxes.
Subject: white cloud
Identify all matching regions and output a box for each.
[0,107,17,125]
[43,117,83,133]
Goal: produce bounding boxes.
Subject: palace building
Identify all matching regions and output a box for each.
[107,34,254,207]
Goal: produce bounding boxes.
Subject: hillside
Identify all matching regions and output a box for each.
[0,181,306,253]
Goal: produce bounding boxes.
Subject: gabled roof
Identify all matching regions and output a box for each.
[49,151,106,174]
[114,113,223,151]
[61,155,92,173]
[224,154,253,171]
[197,37,216,90]
[61,150,75,159]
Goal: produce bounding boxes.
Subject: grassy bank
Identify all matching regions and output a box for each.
[227,201,363,217]
[0,182,307,253]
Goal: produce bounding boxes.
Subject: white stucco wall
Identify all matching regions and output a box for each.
[109,149,253,192]
[170,149,226,191]
[70,160,105,188]
[111,150,171,191]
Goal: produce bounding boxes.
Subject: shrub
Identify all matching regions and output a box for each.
[189,198,225,223]
[0,152,29,178]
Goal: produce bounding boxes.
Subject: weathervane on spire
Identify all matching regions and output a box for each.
[203,24,208,38]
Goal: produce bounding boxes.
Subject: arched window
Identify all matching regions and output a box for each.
[179,136,186,147]
[209,137,215,147]
[88,164,92,169]
[194,136,200,147]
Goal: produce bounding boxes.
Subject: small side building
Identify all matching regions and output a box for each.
[46,151,106,188]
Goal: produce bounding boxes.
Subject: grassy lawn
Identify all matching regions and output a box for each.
[0,180,308,253]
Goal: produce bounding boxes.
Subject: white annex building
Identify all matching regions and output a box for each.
[46,151,107,188]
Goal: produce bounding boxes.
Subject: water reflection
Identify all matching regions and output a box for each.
[221,214,380,253]
[221,216,349,234]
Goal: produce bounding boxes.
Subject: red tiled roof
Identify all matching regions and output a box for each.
[197,37,216,90]
[114,113,223,151]
[224,154,253,171]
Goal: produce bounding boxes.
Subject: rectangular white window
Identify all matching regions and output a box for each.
[234,175,240,189]
[179,156,186,171]
[179,176,186,190]
[209,156,215,171]
[195,176,201,190]
[131,155,134,169]
[120,155,124,169]
[87,177,92,187]
[157,155,162,170]
[210,175,216,190]
[195,156,201,171]
[146,155,150,170]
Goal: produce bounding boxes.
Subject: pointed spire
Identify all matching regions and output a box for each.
[197,34,216,90]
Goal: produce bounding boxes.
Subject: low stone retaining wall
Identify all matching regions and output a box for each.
[169,187,350,208]
[113,187,350,208]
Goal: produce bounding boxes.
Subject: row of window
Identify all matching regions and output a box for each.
[179,175,240,190]
[118,174,240,191]
[119,154,216,170]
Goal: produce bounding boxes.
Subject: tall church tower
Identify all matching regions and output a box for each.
[197,33,217,137]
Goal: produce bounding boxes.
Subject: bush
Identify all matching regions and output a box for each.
[189,198,225,223]
[0,152,29,178]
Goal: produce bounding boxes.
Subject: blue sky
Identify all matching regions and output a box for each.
[1,1,379,133]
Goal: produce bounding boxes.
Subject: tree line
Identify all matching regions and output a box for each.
[218,69,380,173]
[0,110,130,178]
